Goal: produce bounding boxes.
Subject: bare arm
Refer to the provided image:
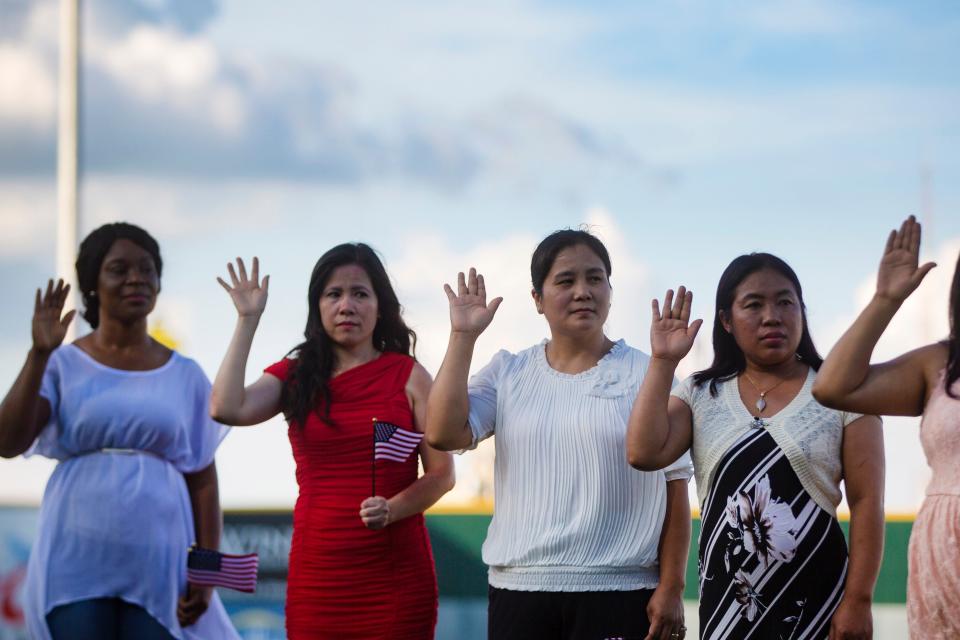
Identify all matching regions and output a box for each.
[645,479,691,640]
[0,280,74,458]
[360,363,455,529]
[828,415,885,640]
[424,269,501,451]
[179,462,221,626]
[813,215,938,416]
[627,287,700,471]
[210,258,283,426]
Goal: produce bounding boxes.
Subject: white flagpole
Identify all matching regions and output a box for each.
[57,0,80,340]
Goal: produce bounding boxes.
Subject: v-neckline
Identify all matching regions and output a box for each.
[724,366,814,423]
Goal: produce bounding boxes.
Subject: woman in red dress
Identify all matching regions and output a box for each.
[209,245,454,639]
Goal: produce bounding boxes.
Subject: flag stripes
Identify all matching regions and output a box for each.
[187,547,258,593]
[373,421,423,463]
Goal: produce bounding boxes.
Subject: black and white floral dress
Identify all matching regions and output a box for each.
[673,371,859,640]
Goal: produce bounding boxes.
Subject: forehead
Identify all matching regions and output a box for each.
[324,264,373,288]
[734,268,798,298]
[102,238,154,264]
[548,244,607,275]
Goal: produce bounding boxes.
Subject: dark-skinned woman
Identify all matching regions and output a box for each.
[0,223,238,640]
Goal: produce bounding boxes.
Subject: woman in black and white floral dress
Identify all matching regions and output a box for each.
[626,253,885,639]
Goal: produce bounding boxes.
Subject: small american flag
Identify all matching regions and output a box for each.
[373,421,423,463]
[187,546,258,593]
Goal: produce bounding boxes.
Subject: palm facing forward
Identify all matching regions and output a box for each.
[444,268,502,336]
[876,215,936,304]
[650,286,702,364]
[33,279,76,354]
[217,257,269,317]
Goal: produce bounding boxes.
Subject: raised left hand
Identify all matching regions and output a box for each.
[828,596,872,640]
[360,496,391,530]
[645,583,686,640]
[177,584,212,627]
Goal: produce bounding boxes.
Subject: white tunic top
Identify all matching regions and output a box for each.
[465,339,694,592]
[671,368,863,517]
[24,344,239,640]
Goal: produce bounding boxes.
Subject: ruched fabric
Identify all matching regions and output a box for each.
[265,353,437,639]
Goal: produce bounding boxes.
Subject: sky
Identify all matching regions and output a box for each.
[0,0,958,512]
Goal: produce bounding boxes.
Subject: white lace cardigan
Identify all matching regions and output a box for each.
[671,368,864,517]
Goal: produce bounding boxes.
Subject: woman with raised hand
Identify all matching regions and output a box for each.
[0,223,238,640]
[210,245,453,639]
[626,255,884,639]
[426,229,694,640]
[812,215,958,636]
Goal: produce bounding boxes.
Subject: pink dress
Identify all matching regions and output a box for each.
[908,371,960,638]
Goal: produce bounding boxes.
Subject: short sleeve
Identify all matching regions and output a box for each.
[264,357,294,381]
[663,449,695,482]
[669,375,696,407]
[177,361,230,473]
[463,349,514,452]
[840,410,867,427]
[24,348,66,459]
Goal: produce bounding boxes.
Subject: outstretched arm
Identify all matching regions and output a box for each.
[360,363,455,529]
[627,287,701,471]
[210,258,283,426]
[425,268,502,451]
[813,215,938,416]
[0,280,75,458]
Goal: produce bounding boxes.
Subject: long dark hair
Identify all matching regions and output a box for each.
[75,222,163,328]
[694,253,822,396]
[946,251,960,398]
[282,243,415,426]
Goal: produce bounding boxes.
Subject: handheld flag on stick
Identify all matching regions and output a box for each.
[371,418,424,496]
[187,546,259,593]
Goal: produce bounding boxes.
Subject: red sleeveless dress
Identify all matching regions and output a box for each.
[265,353,438,639]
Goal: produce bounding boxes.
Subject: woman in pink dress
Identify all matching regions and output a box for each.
[813,215,960,638]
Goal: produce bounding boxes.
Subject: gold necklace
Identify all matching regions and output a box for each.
[741,371,789,414]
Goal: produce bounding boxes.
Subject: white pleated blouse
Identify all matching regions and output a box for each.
[465,339,694,592]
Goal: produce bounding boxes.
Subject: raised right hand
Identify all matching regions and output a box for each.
[217,257,269,317]
[443,268,502,336]
[32,279,76,354]
[875,215,936,304]
[650,286,702,364]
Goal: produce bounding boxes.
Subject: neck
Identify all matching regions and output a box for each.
[545,330,613,371]
[743,356,806,381]
[91,317,152,351]
[333,341,380,372]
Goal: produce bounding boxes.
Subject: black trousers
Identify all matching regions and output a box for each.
[488,586,653,640]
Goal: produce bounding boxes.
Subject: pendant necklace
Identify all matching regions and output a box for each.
[742,371,788,414]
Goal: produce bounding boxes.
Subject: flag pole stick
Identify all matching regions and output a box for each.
[371,417,377,497]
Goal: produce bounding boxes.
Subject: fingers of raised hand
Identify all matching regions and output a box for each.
[671,286,687,318]
[457,271,467,297]
[477,273,486,300]
[651,298,662,322]
[250,256,259,284]
[236,257,248,281]
[226,262,240,287]
[467,267,479,296]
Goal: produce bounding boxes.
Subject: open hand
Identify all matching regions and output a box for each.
[443,268,502,336]
[650,287,702,364]
[359,496,391,530]
[32,279,75,355]
[217,257,269,317]
[177,584,211,627]
[876,215,936,304]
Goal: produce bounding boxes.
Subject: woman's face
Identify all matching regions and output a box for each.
[319,264,379,350]
[95,238,160,323]
[533,243,611,338]
[721,267,804,368]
